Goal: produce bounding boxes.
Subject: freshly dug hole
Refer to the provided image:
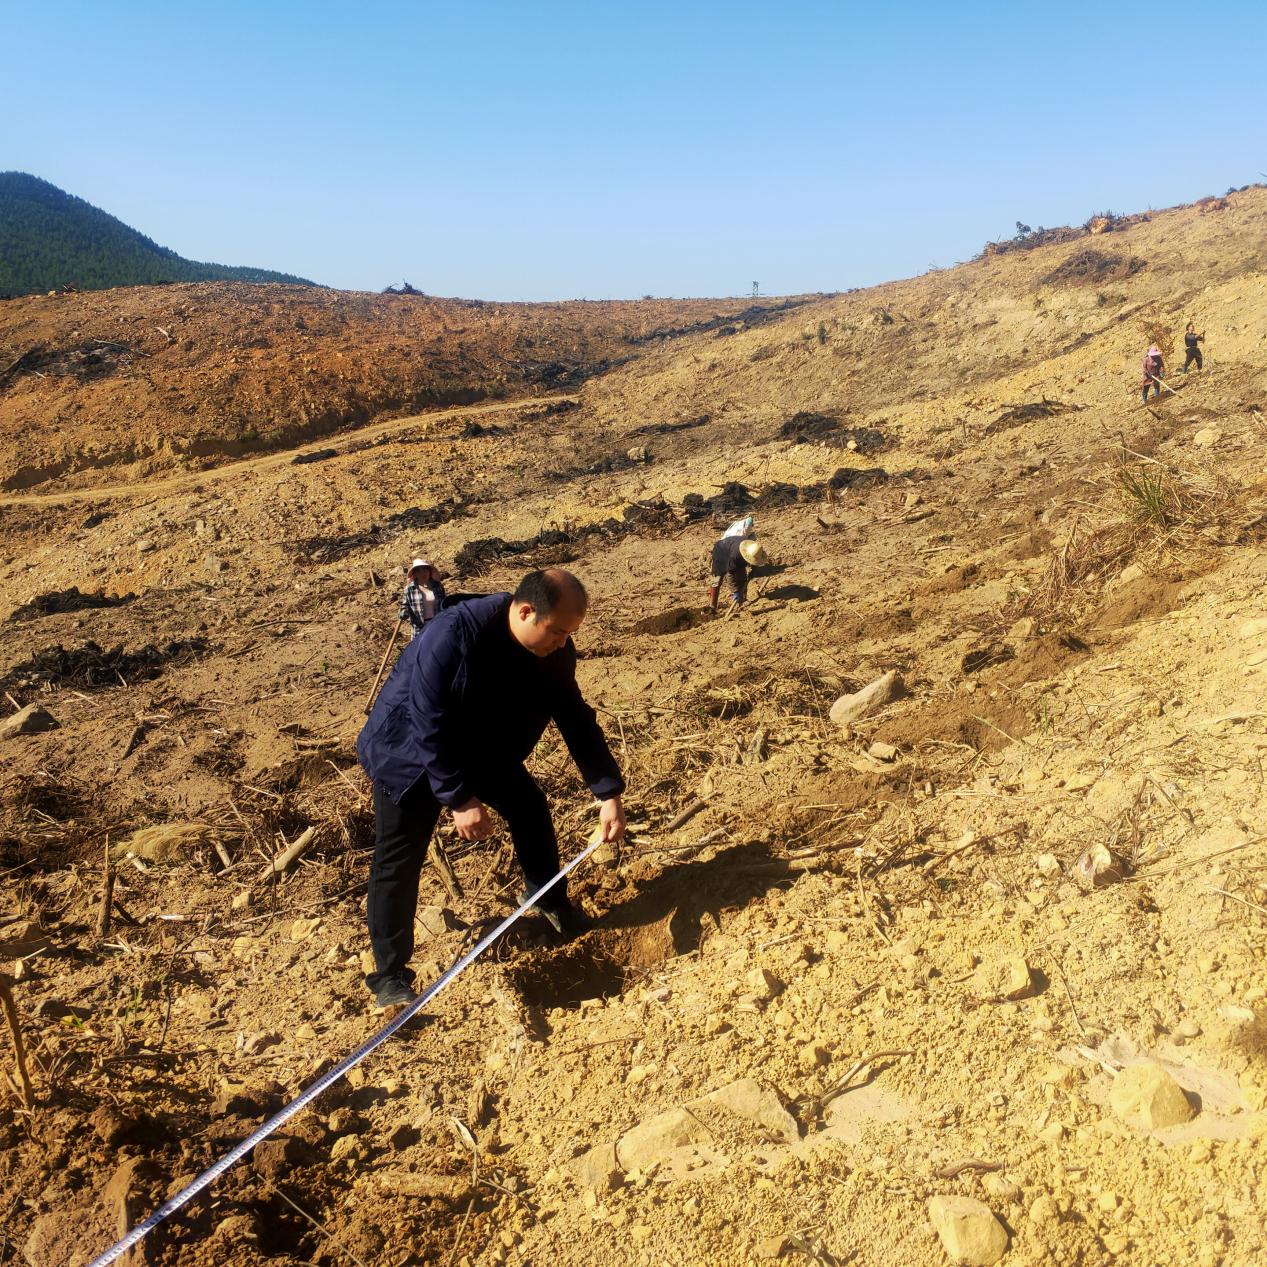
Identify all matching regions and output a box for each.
[508,916,679,1011]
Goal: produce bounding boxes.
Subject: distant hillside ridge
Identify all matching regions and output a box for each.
[0,172,318,297]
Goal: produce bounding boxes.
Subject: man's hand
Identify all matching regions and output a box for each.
[453,798,494,841]
[599,796,627,843]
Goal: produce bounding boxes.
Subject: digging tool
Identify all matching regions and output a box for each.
[1148,374,1180,398]
[365,619,403,715]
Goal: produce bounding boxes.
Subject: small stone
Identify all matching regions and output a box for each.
[627,445,649,463]
[88,1105,149,1147]
[0,703,59,740]
[756,1234,790,1259]
[330,1134,365,1162]
[1192,426,1221,448]
[981,1175,1021,1203]
[927,1195,1009,1265]
[867,741,899,762]
[289,917,321,942]
[1035,853,1061,878]
[212,1213,258,1243]
[204,554,229,573]
[630,1225,653,1244]
[1039,1063,1080,1090]
[252,1135,314,1180]
[416,905,463,937]
[1238,617,1267,640]
[326,1107,364,1136]
[1175,1018,1201,1039]
[972,955,1034,1001]
[136,538,156,553]
[1029,1194,1059,1224]
[240,1030,280,1056]
[1008,617,1037,641]
[1109,1063,1194,1130]
[799,1043,830,1069]
[746,967,783,1000]
[231,890,252,910]
[212,1081,279,1118]
[1074,843,1119,891]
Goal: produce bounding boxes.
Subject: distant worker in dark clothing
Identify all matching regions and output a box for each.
[357,568,627,1012]
[708,533,769,611]
[1141,345,1165,403]
[399,557,446,639]
[1182,323,1205,373]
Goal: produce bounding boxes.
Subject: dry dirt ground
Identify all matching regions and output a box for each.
[2,189,1266,1267]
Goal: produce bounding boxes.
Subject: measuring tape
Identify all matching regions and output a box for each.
[86,838,601,1267]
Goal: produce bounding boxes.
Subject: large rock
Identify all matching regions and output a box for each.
[566,1142,622,1191]
[1109,1062,1194,1129]
[22,1209,94,1267]
[703,1078,799,1144]
[614,1079,800,1172]
[615,1107,707,1170]
[0,703,58,740]
[828,670,904,729]
[927,1195,1009,1265]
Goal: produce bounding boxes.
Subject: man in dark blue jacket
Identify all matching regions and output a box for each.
[357,567,626,1011]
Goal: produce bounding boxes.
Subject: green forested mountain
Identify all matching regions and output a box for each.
[0,172,318,296]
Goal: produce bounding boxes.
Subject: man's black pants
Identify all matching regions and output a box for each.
[366,767,563,990]
[1183,348,1203,371]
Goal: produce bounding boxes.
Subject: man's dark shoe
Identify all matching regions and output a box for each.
[372,977,418,1014]
[518,889,595,939]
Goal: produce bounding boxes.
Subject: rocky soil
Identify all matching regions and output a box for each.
[1,187,1266,1267]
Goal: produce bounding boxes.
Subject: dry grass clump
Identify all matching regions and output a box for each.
[1009,450,1238,624]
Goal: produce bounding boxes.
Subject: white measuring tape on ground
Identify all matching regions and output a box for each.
[86,838,602,1267]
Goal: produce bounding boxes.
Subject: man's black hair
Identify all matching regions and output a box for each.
[513,568,588,616]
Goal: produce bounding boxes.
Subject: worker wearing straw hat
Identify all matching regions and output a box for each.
[399,558,446,639]
[708,530,768,612]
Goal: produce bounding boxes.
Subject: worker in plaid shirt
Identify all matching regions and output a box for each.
[399,558,446,639]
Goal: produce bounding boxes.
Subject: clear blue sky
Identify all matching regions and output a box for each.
[3,1,1264,300]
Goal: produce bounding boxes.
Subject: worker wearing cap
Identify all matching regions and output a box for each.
[708,532,768,611]
[400,558,446,639]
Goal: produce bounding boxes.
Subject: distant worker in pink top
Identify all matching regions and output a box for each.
[1141,345,1165,404]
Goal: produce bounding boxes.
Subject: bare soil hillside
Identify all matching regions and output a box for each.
[0,285,808,492]
[2,188,1266,1267]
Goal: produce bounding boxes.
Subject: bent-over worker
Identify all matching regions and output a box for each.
[708,534,769,611]
[357,567,626,1012]
[399,557,446,639]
